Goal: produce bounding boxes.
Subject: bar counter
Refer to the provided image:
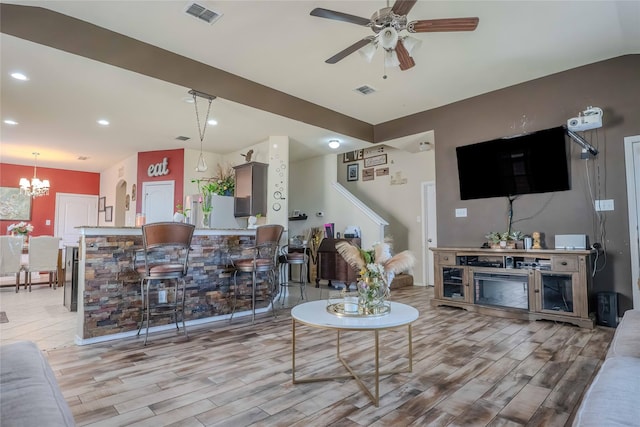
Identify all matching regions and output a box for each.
[74,227,260,345]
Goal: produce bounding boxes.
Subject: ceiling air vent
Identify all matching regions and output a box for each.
[354,85,376,95]
[175,136,190,141]
[185,2,223,25]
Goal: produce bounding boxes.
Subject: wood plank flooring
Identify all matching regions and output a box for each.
[42,286,614,427]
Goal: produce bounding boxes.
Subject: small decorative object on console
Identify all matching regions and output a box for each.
[7,221,33,236]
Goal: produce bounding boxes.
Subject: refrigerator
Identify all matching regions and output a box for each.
[184,194,243,228]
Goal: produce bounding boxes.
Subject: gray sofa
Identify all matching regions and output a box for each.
[0,341,75,427]
[573,309,640,426]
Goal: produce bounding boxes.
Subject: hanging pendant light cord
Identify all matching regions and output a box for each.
[193,92,213,148]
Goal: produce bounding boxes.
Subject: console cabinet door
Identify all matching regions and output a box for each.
[534,271,579,317]
[437,266,470,303]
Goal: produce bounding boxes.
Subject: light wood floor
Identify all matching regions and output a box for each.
[17,286,616,426]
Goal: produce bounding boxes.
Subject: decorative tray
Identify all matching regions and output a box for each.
[327,302,391,317]
[326,292,391,318]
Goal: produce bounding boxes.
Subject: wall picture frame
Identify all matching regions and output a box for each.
[363,168,375,181]
[98,196,106,212]
[347,163,359,181]
[364,154,387,168]
[104,206,113,222]
[0,187,32,221]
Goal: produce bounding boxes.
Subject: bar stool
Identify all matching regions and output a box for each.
[136,222,195,345]
[0,236,24,293]
[279,236,309,307]
[230,224,283,323]
[24,236,61,292]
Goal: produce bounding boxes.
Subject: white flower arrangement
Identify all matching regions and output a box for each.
[7,221,34,235]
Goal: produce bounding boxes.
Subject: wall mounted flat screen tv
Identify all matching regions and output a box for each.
[456,126,570,200]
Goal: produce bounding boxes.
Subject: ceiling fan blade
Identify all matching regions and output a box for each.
[310,8,370,26]
[395,39,416,71]
[391,0,418,17]
[408,17,479,33]
[325,37,375,64]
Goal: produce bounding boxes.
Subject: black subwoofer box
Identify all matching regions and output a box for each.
[596,291,618,327]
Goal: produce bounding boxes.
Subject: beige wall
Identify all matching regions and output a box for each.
[375,55,640,314]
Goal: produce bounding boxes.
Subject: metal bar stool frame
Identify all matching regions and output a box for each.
[136,222,195,345]
[278,243,309,307]
[230,224,284,324]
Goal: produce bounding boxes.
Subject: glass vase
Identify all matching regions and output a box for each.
[357,277,388,315]
[202,211,211,228]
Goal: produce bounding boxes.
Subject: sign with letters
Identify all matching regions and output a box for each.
[147,157,169,177]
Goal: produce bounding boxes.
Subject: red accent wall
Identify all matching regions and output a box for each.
[136,149,184,214]
[0,163,100,236]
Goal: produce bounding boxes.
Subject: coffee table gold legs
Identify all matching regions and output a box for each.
[291,320,413,407]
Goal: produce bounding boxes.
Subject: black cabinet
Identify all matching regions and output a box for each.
[233,162,268,217]
[64,246,79,312]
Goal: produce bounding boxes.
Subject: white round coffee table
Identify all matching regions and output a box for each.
[290,300,419,406]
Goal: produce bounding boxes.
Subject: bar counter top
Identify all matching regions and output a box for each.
[74,227,261,345]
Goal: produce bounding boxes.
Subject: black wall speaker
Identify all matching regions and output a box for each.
[596,292,618,327]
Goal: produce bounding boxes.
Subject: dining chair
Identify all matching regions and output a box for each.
[0,236,25,293]
[24,236,61,292]
[136,222,195,345]
[230,224,284,323]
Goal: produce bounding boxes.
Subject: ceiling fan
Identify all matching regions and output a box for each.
[310,0,479,71]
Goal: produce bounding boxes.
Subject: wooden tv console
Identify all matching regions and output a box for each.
[431,247,595,328]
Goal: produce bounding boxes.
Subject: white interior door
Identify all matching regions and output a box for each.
[625,135,640,308]
[142,180,174,224]
[54,193,98,246]
[421,181,437,286]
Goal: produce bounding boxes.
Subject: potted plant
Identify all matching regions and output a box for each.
[485,230,522,249]
[173,204,190,223]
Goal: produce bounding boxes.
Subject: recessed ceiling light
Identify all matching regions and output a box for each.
[207,119,218,126]
[183,97,195,104]
[3,119,18,125]
[10,72,28,81]
[328,139,340,149]
[97,119,110,126]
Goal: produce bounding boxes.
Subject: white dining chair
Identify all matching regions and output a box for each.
[24,236,61,292]
[0,236,25,293]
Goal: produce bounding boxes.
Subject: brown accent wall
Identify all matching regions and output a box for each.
[375,55,640,314]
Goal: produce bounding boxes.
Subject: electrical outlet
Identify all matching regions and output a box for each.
[595,199,614,211]
[158,290,167,304]
[455,208,467,218]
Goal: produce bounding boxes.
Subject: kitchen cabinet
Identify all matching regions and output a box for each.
[233,162,268,217]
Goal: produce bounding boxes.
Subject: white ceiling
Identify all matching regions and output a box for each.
[1,0,638,172]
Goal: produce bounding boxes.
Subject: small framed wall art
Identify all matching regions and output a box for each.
[104,206,113,222]
[98,196,106,212]
[347,163,359,181]
[364,154,387,168]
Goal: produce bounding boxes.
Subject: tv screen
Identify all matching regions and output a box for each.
[456,126,570,200]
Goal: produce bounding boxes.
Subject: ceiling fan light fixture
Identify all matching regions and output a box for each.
[402,36,422,57]
[328,139,340,149]
[358,41,378,63]
[384,50,400,68]
[379,27,398,50]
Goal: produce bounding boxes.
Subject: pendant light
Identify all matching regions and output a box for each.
[189,89,216,172]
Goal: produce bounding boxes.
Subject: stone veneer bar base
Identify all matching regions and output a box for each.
[76,227,259,344]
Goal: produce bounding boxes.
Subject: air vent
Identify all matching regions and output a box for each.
[175,136,190,141]
[77,156,89,161]
[354,85,376,95]
[185,2,223,25]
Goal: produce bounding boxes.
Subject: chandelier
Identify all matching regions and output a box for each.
[19,152,50,198]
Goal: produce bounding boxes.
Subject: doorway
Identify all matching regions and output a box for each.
[54,193,99,246]
[421,181,437,287]
[141,180,175,224]
[114,180,127,227]
[624,135,640,308]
